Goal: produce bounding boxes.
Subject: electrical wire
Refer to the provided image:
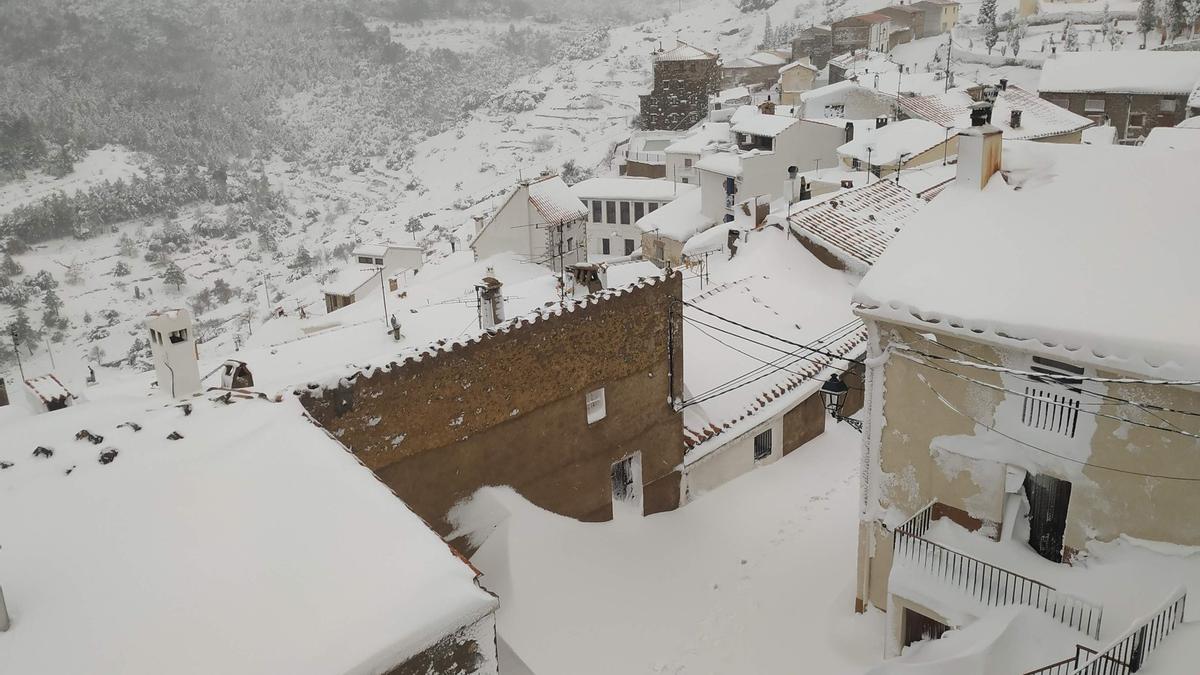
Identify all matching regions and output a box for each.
[679,319,865,408]
[680,299,866,365]
[894,344,1200,387]
[913,370,1200,482]
[896,351,1200,441]
[905,332,1200,422]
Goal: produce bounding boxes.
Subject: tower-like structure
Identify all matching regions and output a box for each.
[145,309,201,398]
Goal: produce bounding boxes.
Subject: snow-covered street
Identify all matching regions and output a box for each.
[458,424,885,674]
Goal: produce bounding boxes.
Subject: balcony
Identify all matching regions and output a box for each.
[892,501,1104,640]
[622,150,666,165]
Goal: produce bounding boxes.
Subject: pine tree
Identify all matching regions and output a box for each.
[405,217,424,240]
[7,309,36,354]
[42,287,62,320]
[118,232,138,257]
[762,14,774,48]
[979,0,999,53]
[1,253,23,277]
[113,260,132,276]
[213,278,234,304]
[1008,19,1028,56]
[293,245,314,270]
[1064,19,1080,50]
[1166,0,1187,39]
[1138,0,1156,47]
[163,260,186,291]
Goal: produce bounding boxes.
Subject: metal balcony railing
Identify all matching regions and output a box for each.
[892,502,1104,640]
[623,150,667,164]
[1027,588,1186,675]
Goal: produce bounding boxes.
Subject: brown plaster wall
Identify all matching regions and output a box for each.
[624,160,667,179]
[782,392,826,456]
[300,275,685,534]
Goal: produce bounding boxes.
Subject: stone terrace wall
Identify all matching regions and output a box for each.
[300,274,685,534]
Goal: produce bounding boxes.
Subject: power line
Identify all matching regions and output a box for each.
[684,315,861,375]
[897,352,1200,441]
[893,344,1200,387]
[914,371,1200,482]
[680,300,865,365]
[905,331,1200,424]
[680,319,865,408]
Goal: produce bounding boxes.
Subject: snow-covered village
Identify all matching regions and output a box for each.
[2,0,1200,672]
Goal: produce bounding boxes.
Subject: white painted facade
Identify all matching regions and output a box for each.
[681,413,785,504]
[470,181,585,270]
[145,308,201,399]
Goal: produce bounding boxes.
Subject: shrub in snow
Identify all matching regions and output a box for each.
[25,269,57,291]
[7,309,37,352]
[531,134,555,153]
[1,253,24,277]
[739,0,778,11]
[490,90,546,113]
[0,284,30,307]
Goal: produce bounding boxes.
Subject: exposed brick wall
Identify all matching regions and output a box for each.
[641,58,722,131]
[300,275,685,534]
[1040,90,1188,141]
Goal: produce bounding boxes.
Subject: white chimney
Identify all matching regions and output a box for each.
[145,308,202,398]
[0,583,9,631]
[955,124,1003,191]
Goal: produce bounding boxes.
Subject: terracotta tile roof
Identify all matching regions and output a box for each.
[899,85,1093,141]
[788,180,926,268]
[527,175,587,224]
[25,373,74,405]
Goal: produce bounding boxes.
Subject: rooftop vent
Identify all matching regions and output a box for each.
[1010,109,1022,129]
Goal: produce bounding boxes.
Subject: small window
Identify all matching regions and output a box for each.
[592,200,603,223]
[586,388,606,424]
[374,257,383,265]
[357,256,373,264]
[684,158,693,167]
[619,201,631,225]
[1160,98,1177,113]
[566,237,573,252]
[602,238,610,255]
[648,202,659,213]
[681,177,690,184]
[625,239,635,256]
[1084,98,1105,112]
[1129,113,1145,128]
[753,429,773,460]
[605,201,617,224]
[634,202,645,221]
[169,329,188,344]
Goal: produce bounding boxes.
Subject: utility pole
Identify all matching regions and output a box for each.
[377,267,389,326]
[10,331,23,380]
[945,30,953,93]
[261,273,272,314]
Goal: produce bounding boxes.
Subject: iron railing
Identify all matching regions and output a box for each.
[892,503,1104,640]
[623,150,667,164]
[1024,646,1097,675]
[1071,588,1186,674]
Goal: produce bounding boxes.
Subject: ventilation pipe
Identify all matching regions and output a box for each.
[1010,109,1023,129]
[844,121,855,143]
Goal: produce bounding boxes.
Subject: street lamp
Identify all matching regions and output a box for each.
[820,373,863,432]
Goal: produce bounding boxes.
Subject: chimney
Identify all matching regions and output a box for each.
[969,101,993,127]
[1010,109,1022,129]
[759,100,776,115]
[475,272,504,330]
[473,215,486,234]
[145,309,201,399]
[999,78,1008,91]
[875,116,889,128]
[840,179,854,189]
[956,124,1003,191]
[844,121,855,143]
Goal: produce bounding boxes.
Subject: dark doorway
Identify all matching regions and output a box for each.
[902,608,949,648]
[1024,473,1072,563]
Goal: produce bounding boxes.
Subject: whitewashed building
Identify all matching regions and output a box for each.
[570,177,696,258]
[469,174,587,273]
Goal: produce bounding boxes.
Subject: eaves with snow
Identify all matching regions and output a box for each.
[854,141,1200,380]
[0,393,497,675]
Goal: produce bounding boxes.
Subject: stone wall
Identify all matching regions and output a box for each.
[386,615,497,675]
[1040,90,1189,141]
[300,274,685,534]
[641,58,722,131]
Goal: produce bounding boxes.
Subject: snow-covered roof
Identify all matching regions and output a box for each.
[695,151,743,177]
[725,51,788,69]
[1038,52,1200,95]
[900,85,1093,141]
[636,190,713,241]
[840,12,891,24]
[570,177,695,202]
[321,267,379,297]
[1179,116,1200,129]
[787,179,927,272]
[527,174,587,224]
[681,227,865,458]
[838,119,952,166]
[603,259,666,288]
[716,86,752,103]
[352,241,421,257]
[1082,124,1117,145]
[855,141,1200,380]
[1141,126,1200,152]
[800,80,866,107]
[0,393,498,675]
[665,122,732,154]
[798,161,956,197]
[24,373,74,405]
[779,60,818,75]
[656,41,717,62]
[731,111,799,138]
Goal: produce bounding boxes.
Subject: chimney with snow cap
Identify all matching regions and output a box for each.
[1010,109,1022,129]
[956,124,1003,191]
[844,121,855,143]
[146,308,201,399]
[475,272,504,330]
